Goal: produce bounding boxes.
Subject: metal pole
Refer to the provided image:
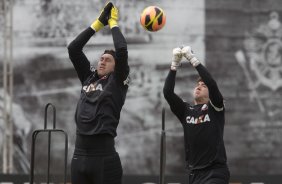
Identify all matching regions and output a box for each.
[159,108,166,184]
[3,0,8,173]
[8,0,14,173]
[2,0,14,173]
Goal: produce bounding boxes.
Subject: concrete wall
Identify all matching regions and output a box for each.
[0,0,281,176]
[206,0,282,175]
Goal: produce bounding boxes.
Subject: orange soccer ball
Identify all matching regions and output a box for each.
[140,6,166,32]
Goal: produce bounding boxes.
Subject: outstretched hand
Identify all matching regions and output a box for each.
[91,2,113,32]
[108,5,119,29]
[171,47,183,70]
[181,46,200,67]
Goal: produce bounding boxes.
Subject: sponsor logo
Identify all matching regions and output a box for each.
[186,114,210,124]
[201,104,208,111]
[83,83,103,93]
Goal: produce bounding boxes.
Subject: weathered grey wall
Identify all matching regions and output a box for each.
[0,0,205,174]
[0,0,281,176]
[206,0,282,175]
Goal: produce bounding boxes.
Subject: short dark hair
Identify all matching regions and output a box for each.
[197,77,203,83]
[103,49,116,61]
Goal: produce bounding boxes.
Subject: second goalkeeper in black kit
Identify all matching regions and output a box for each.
[163,46,230,184]
[67,2,129,184]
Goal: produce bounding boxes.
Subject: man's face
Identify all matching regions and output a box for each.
[97,53,115,77]
[193,81,209,104]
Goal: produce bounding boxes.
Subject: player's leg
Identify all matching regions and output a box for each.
[188,170,203,184]
[71,155,92,184]
[202,167,230,184]
[102,152,123,184]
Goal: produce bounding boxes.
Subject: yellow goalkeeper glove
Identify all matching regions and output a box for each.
[91,2,113,32]
[108,6,119,29]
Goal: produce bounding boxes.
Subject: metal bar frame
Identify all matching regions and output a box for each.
[29,103,68,184]
[159,108,166,184]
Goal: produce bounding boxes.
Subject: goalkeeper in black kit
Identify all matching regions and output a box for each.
[67,2,129,184]
[163,46,230,184]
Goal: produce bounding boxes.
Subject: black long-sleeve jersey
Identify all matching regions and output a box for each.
[67,27,129,137]
[163,64,227,171]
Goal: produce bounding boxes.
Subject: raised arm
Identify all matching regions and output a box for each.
[67,28,94,83]
[182,46,224,110]
[195,64,223,110]
[163,70,186,120]
[67,2,113,84]
[163,47,186,120]
[108,5,129,84]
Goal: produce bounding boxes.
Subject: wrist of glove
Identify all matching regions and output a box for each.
[108,6,119,29]
[171,61,181,70]
[91,2,113,32]
[91,20,104,32]
[189,56,200,67]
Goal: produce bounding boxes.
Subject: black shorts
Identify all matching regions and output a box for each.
[188,165,230,184]
[71,134,122,184]
[71,152,122,184]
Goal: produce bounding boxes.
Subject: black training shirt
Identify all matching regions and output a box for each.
[163,64,227,170]
[67,27,129,137]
